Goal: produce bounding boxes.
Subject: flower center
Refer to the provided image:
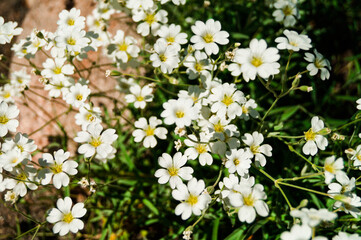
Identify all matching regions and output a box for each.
[145,126,155,136]
[324,163,335,174]
[203,33,214,43]
[17,144,24,152]
[357,155,361,161]
[243,194,255,206]
[175,111,185,118]
[289,41,298,47]
[67,37,76,45]
[67,18,75,26]
[144,13,156,25]
[214,122,224,133]
[251,57,263,67]
[166,36,175,43]
[233,158,240,166]
[17,173,27,181]
[242,105,249,114]
[0,115,9,124]
[250,145,260,154]
[304,128,316,141]
[159,54,167,62]
[76,94,83,101]
[136,95,144,102]
[86,113,95,122]
[195,144,207,154]
[3,92,11,99]
[168,166,179,176]
[52,164,63,174]
[90,137,102,147]
[314,58,324,69]
[118,42,128,51]
[187,194,198,206]
[53,67,62,74]
[222,94,234,106]
[194,62,203,72]
[12,158,19,164]
[63,212,74,223]
[282,5,293,16]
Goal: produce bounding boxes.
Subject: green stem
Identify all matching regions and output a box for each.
[277,181,330,197]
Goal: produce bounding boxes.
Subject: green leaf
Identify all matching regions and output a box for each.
[224,227,244,240]
[231,32,250,40]
[280,106,299,122]
[212,218,220,240]
[142,199,159,215]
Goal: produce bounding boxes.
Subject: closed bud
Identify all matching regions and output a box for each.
[317,128,331,135]
[299,85,313,92]
[187,45,195,54]
[234,42,241,48]
[110,70,121,76]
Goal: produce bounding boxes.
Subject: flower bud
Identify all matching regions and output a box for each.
[299,86,313,92]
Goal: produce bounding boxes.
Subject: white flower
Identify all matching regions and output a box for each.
[132,6,168,37]
[242,132,272,167]
[6,165,38,197]
[208,83,246,120]
[302,116,329,156]
[333,232,361,240]
[304,49,331,80]
[126,0,154,10]
[172,178,211,220]
[228,180,269,223]
[132,117,167,148]
[328,175,355,197]
[236,39,280,81]
[280,224,312,240]
[26,30,48,55]
[150,39,180,74]
[74,123,118,158]
[273,0,299,27]
[0,84,20,103]
[10,68,31,90]
[64,83,91,108]
[161,98,199,128]
[41,58,74,80]
[184,133,213,166]
[275,30,312,52]
[218,174,241,200]
[110,30,140,63]
[239,99,259,120]
[0,17,23,44]
[157,24,187,51]
[323,156,347,184]
[190,19,229,55]
[0,101,19,137]
[291,208,337,227]
[45,76,72,98]
[46,197,87,236]
[184,51,213,81]
[125,84,154,109]
[55,29,90,54]
[0,148,26,172]
[39,150,78,189]
[2,132,37,161]
[57,8,86,30]
[75,103,102,131]
[333,193,361,218]
[4,190,18,204]
[155,152,193,189]
[225,148,252,177]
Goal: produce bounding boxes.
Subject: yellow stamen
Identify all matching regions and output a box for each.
[233,158,240,166]
[144,13,156,25]
[159,54,167,62]
[118,42,128,51]
[195,144,207,154]
[187,194,198,206]
[136,96,144,102]
[67,37,76,45]
[175,111,184,118]
[222,94,234,106]
[203,33,213,43]
[62,213,74,223]
[304,128,316,141]
[168,166,179,176]
[76,94,83,101]
[0,115,9,124]
[53,67,62,74]
[166,36,175,43]
[250,145,259,154]
[67,18,75,26]
[194,63,203,72]
[214,122,224,133]
[251,57,263,67]
[145,126,155,136]
[324,163,335,174]
[90,137,102,147]
[243,194,254,206]
[52,164,63,174]
[282,5,293,16]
